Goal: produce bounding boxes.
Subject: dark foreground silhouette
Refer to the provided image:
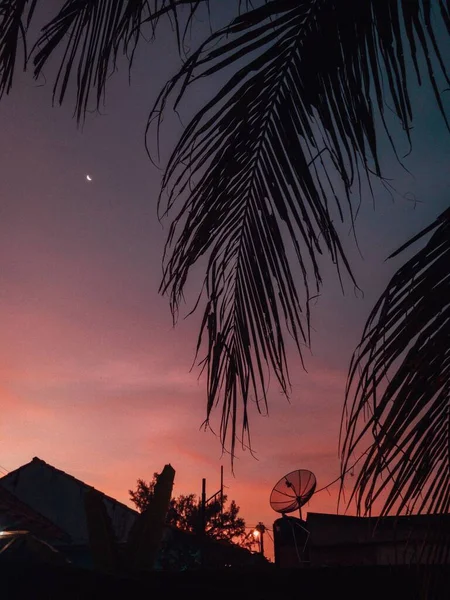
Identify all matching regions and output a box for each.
[2,561,449,600]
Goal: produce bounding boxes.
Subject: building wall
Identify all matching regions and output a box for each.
[310,543,377,567]
[306,513,450,567]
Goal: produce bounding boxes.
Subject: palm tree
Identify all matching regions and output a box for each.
[0,0,448,520]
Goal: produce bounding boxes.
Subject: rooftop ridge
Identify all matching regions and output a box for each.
[1,456,138,517]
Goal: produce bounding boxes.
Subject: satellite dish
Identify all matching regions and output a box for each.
[270,469,316,519]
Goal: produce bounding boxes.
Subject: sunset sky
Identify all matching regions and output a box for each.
[0,4,448,557]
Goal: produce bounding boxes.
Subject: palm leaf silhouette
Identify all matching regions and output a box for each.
[0,1,449,459]
[341,207,450,521]
[0,0,37,97]
[0,0,205,118]
[149,0,449,454]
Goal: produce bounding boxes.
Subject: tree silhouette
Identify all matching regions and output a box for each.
[129,477,248,545]
[128,475,159,514]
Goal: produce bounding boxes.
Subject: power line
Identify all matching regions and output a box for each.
[313,450,369,495]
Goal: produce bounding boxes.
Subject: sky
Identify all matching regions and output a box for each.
[0,3,449,557]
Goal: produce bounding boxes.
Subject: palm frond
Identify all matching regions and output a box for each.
[150,0,449,455]
[1,0,449,460]
[341,206,450,520]
[0,0,208,119]
[0,0,37,98]
[31,0,207,122]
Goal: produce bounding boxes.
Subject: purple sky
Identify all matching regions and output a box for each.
[0,6,448,556]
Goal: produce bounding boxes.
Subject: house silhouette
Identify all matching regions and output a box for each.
[0,457,137,545]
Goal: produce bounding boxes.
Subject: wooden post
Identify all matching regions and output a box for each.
[126,464,175,572]
[84,489,118,573]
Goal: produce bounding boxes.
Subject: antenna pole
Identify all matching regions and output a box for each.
[199,478,206,568]
[220,465,224,522]
[201,478,206,534]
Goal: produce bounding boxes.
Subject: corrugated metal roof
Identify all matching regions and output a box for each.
[0,457,138,544]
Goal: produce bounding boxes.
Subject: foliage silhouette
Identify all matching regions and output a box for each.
[129,475,160,514]
[129,476,249,546]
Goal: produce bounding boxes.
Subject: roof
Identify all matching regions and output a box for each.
[1,458,136,517]
[0,457,138,543]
